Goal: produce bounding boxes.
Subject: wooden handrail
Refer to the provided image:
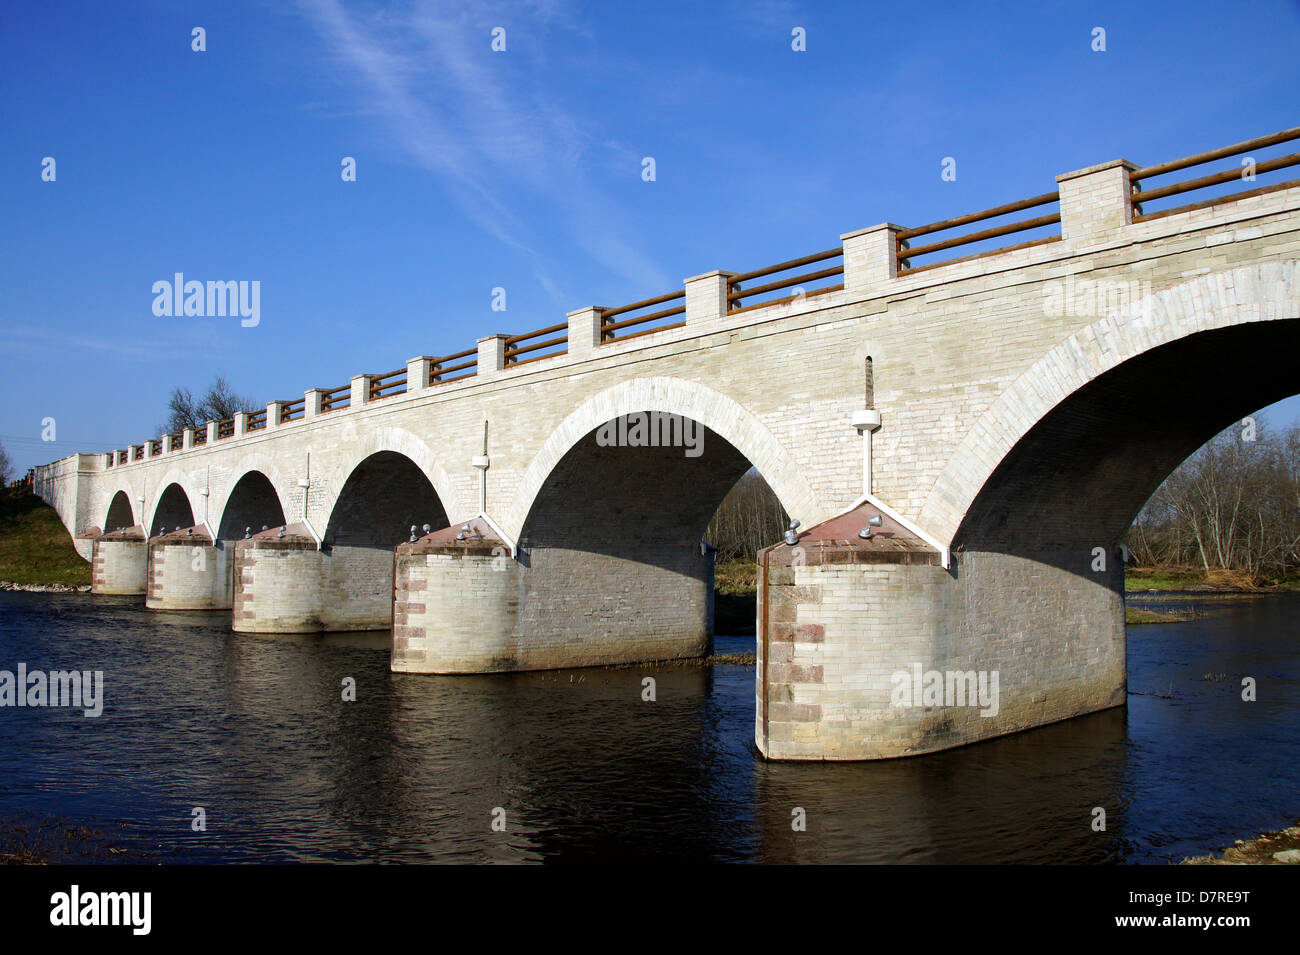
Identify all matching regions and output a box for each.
[369,368,407,400]
[602,303,686,337]
[1130,126,1300,182]
[600,289,684,320]
[505,324,568,364]
[279,399,305,423]
[320,385,349,412]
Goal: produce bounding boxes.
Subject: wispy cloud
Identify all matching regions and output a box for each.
[295,0,673,305]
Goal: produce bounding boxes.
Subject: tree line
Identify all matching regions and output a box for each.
[1126,418,1300,580]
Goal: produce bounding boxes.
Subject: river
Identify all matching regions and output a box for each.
[0,590,1296,863]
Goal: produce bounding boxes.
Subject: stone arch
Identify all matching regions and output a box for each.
[104,489,136,532]
[148,483,196,537]
[210,454,294,536]
[217,470,288,541]
[323,451,450,548]
[311,425,465,531]
[919,261,1300,547]
[144,467,198,535]
[503,376,824,542]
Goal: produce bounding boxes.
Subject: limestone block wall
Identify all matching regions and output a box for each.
[146,533,233,610]
[319,545,397,631]
[91,530,147,595]
[394,523,715,673]
[232,530,323,633]
[394,541,521,673]
[512,543,713,670]
[757,544,1126,760]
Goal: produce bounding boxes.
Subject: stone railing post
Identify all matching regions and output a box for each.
[304,389,324,419]
[143,441,155,460]
[477,334,509,380]
[407,356,433,393]
[182,428,195,450]
[234,411,249,437]
[265,401,283,431]
[162,434,175,454]
[351,374,371,408]
[1056,159,1138,240]
[567,307,605,359]
[842,223,903,291]
[205,421,219,444]
[684,271,735,324]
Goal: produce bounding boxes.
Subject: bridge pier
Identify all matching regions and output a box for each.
[392,518,714,673]
[755,505,1126,760]
[231,524,407,632]
[145,526,234,610]
[231,525,325,632]
[90,526,148,595]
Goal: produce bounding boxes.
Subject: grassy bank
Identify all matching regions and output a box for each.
[1126,565,1300,592]
[0,486,90,587]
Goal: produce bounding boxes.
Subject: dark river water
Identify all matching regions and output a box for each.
[0,590,1296,864]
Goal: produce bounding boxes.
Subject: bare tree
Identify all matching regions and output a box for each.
[0,439,11,487]
[159,376,257,435]
[707,468,788,560]
[1127,417,1300,581]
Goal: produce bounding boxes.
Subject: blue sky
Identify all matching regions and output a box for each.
[2,0,1299,475]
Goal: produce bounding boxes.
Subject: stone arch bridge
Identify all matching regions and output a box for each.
[34,128,1300,761]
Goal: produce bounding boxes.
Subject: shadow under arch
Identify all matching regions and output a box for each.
[218,471,287,541]
[922,260,1300,547]
[104,490,135,532]
[312,426,466,530]
[951,319,1300,564]
[149,483,196,537]
[318,450,450,631]
[508,408,768,667]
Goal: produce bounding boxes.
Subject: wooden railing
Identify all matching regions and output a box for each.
[727,248,844,313]
[279,398,305,424]
[149,439,162,455]
[505,323,568,366]
[601,290,686,341]
[1131,126,1300,222]
[369,368,407,401]
[320,385,350,413]
[431,348,477,383]
[897,192,1061,274]
[98,126,1300,464]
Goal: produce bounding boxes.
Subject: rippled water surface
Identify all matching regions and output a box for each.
[0,591,1296,863]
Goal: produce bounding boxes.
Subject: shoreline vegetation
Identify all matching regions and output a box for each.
[1182,820,1300,865]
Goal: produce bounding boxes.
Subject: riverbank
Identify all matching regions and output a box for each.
[0,486,90,587]
[1182,820,1300,864]
[1126,565,1300,593]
